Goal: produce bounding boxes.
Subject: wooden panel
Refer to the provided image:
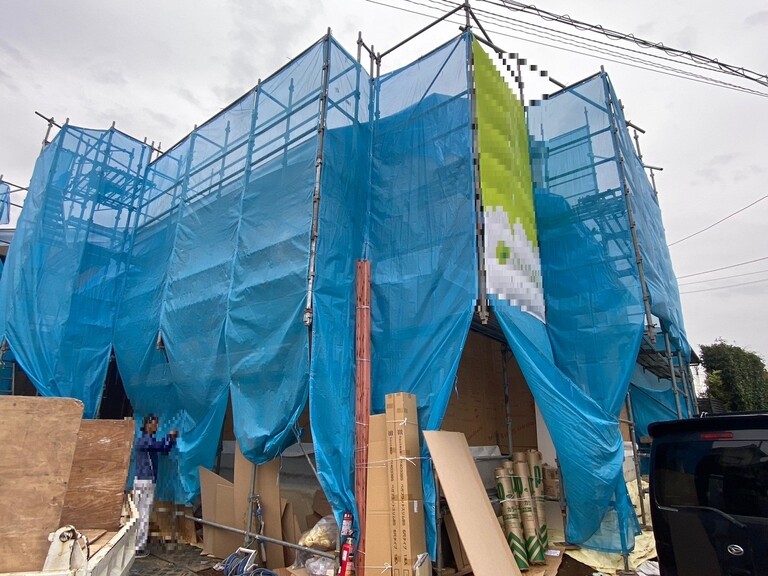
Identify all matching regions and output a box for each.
[442,332,537,452]
[0,397,84,572]
[60,418,135,530]
[424,431,522,576]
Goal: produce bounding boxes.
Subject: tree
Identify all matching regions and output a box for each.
[700,340,768,412]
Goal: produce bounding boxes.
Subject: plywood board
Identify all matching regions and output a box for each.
[0,397,84,572]
[423,431,521,576]
[199,467,243,558]
[233,444,283,568]
[60,418,135,530]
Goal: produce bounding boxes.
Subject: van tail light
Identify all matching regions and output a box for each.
[700,432,734,440]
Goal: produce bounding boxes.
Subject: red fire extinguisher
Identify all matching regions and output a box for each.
[338,536,355,576]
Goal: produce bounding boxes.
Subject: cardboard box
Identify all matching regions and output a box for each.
[367,415,390,498]
[396,499,427,575]
[364,510,393,576]
[365,415,393,576]
[385,393,423,501]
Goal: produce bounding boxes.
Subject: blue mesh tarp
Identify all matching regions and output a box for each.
[499,72,647,552]
[369,33,476,553]
[2,29,693,555]
[0,182,9,225]
[309,38,370,527]
[0,126,151,417]
[114,38,327,501]
[606,77,690,361]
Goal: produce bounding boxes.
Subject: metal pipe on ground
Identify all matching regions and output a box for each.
[182,515,336,560]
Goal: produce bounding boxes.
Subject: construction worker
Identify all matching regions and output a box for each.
[133,414,177,557]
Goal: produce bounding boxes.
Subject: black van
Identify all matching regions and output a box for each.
[649,414,768,576]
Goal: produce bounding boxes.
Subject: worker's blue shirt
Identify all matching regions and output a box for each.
[134,433,176,482]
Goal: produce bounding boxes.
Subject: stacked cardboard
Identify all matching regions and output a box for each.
[364,415,392,576]
[385,393,426,576]
[198,444,287,566]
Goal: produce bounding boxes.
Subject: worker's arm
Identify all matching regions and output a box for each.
[143,432,177,454]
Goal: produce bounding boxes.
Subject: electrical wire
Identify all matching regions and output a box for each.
[492,0,768,88]
[668,192,768,247]
[680,277,768,295]
[677,255,768,279]
[678,268,768,287]
[466,2,768,96]
[371,0,768,98]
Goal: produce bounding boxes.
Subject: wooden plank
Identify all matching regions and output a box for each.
[80,529,107,545]
[354,259,372,574]
[60,419,135,530]
[0,397,84,572]
[233,444,282,568]
[423,431,522,576]
[88,531,118,557]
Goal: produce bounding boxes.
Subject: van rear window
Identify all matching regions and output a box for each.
[654,439,768,518]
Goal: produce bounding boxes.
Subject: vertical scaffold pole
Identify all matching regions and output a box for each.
[678,350,696,416]
[502,347,514,454]
[603,72,656,344]
[664,332,684,419]
[304,29,332,327]
[624,392,648,527]
[467,31,489,323]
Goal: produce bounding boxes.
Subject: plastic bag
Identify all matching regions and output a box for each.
[290,515,339,569]
[305,556,338,576]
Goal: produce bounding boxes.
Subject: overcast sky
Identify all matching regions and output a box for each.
[1,0,766,364]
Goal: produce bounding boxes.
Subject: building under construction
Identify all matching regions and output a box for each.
[0,3,696,572]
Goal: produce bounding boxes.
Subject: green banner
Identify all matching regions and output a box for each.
[474,39,545,320]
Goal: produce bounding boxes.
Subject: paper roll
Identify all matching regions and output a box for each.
[512,461,545,564]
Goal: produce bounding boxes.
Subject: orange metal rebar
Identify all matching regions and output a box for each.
[354,259,371,574]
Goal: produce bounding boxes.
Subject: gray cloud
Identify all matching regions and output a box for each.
[745,10,768,26]
[0,37,32,68]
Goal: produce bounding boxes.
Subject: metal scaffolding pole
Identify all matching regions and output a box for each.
[678,350,697,415]
[468,26,489,324]
[664,332,684,419]
[624,392,648,528]
[502,347,514,455]
[603,71,656,345]
[304,29,332,327]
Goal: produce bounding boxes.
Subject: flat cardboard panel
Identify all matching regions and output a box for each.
[424,431,522,576]
[234,444,283,568]
[0,397,84,572]
[442,333,537,453]
[443,511,469,570]
[281,500,301,566]
[177,505,199,544]
[199,466,242,558]
[61,419,135,530]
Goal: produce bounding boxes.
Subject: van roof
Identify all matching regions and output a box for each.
[649,413,768,438]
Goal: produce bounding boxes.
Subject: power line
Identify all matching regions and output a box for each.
[492,0,768,89]
[466,3,768,97]
[677,255,768,279]
[375,0,768,98]
[680,277,768,295]
[678,268,768,287]
[669,192,768,247]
